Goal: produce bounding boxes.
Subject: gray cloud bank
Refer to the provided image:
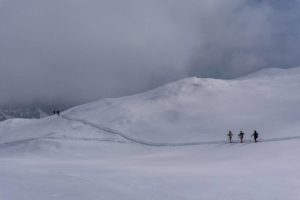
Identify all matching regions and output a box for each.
[0,0,300,106]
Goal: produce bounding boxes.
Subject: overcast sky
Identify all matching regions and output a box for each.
[0,0,300,106]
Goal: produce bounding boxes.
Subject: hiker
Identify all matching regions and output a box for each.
[227,131,233,143]
[57,110,60,116]
[238,131,245,143]
[251,130,259,143]
[53,110,56,115]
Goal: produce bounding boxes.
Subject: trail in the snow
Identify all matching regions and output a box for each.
[61,115,227,146]
[61,115,300,146]
[0,136,128,149]
[1,115,300,148]
[0,137,41,148]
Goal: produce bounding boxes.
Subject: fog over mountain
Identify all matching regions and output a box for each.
[0,0,300,107]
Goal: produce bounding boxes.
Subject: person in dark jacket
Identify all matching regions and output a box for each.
[57,110,60,116]
[238,131,245,143]
[227,131,233,143]
[251,130,259,143]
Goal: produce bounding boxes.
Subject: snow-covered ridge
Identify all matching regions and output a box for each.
[62,66,300,143]
[238,66,300,79]
[1,66,300,147]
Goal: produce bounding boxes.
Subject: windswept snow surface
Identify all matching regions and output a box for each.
[1,67,300,200]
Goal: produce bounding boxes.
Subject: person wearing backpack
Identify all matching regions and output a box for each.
[227,131,233,143]
[238,131,245,143]
[251,130,259,143]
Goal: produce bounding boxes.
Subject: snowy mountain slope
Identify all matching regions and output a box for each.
[0,116,127,154]
[238,66,300,80]
[1,66,300,146]
[62,66,300,143]
[1,67,300,200]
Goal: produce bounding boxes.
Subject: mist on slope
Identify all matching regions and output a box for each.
[0,0,300,106]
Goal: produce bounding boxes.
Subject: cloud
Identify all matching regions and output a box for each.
[0,0,299,106]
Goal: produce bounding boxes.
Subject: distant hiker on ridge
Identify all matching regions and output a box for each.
[238,131,245,143]
[251,130,259,143]
[57,110,60,116]
[227,131,233,143]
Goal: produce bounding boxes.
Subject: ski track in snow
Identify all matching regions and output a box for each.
[0,137,128,149]
[61,115,300,147]
[1,115,300,149]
